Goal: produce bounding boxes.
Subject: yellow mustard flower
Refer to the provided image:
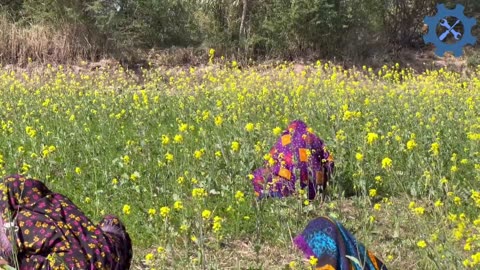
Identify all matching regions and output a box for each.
[202,209,211,220]
[174,201,183,210]
[160,206,171,218]
[245,123,254,132]
[122,204,131,215]
[366,132,379,145]
[417,240,427,248]
[381,157,392,169]
[231,141,240,152]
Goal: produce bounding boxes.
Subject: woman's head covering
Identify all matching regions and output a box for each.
[0,174,132,270]
[251,120,334,200]
[99,214,133,270]
[294,216,388,270]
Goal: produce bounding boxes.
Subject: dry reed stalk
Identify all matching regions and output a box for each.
[0,16,105,65]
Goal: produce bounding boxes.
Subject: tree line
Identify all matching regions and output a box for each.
[0,0,478,65]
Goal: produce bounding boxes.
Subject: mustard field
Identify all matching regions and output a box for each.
[0,59,479,269]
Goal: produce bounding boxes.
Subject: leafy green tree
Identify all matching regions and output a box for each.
[87,0,200,49]
[0,0,24,20]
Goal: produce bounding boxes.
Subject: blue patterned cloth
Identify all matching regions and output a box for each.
[294,217,388,270]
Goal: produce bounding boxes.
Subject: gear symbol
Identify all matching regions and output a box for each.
[424,4,476,57]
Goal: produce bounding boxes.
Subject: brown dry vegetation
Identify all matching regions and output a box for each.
[0,16,104,65]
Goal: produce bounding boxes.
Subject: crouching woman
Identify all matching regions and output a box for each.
[251,120,334,200]
[0,174,132,270]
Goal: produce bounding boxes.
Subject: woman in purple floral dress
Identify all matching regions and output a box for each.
[0,174,132,269]
[251,120,334,200]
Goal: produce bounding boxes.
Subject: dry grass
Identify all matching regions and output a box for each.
[0,16,104,65]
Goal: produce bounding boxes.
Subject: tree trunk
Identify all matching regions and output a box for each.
[239,0,247,40]
[238,0,248,56]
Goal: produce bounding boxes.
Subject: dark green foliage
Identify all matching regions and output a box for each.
[86,0,200,49]
[247,0,343,57]
[0,0,23,20]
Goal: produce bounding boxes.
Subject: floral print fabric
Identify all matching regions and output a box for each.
[251,120,334,200]
[0,174,132,270]
[294,216,388,270]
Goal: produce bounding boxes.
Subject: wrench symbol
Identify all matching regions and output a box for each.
[439,18,462,41]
